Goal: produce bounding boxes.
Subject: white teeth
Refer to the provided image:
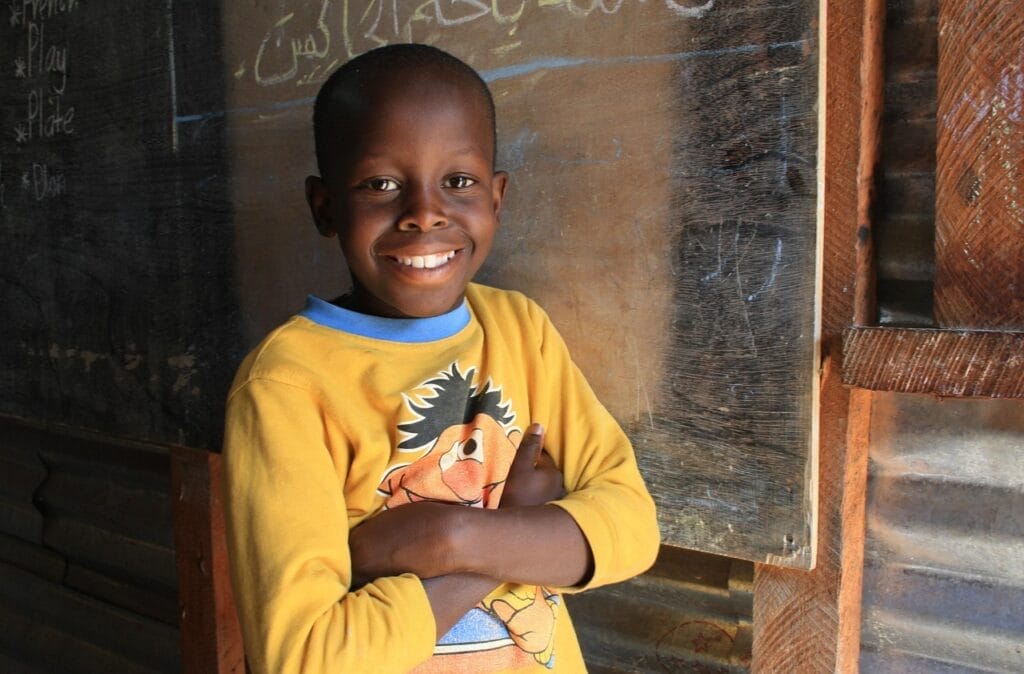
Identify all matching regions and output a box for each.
[395,251,456,269]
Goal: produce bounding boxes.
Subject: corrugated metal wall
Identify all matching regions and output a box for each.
[860,394,1024,672]
[0,418,180,673]
[862,2,1024,671]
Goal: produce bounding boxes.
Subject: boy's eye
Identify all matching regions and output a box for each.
[445,175,476,189]
[363,177,399,192]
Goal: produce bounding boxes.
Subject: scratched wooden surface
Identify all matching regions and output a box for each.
[0,1,818,565]
[221,0,820,565]
[843,327,1024,398]
[935,0,1024,330]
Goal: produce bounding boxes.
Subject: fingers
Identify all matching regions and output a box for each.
[534,450,557,469]
[513,423,545,468]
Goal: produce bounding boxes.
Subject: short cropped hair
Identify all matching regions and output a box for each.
[313,43,497,176]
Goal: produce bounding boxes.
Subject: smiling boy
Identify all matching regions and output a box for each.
[222,44,660,673]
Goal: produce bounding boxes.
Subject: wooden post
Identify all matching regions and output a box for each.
[935,1,1024,330]
[752,0,874,671]
[171,447,246,674]
[855,0,886,326]
[834,386,871,669]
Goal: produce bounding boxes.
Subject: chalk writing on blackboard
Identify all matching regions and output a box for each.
[245,0,717,89]
[254,2,332,87]
[8,0,78,202]
[30,162,65,199]
[25,19,70,92]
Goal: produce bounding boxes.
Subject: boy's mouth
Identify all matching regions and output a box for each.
[389,250,457,270]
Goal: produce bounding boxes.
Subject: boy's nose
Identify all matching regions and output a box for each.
[398,185,448,232]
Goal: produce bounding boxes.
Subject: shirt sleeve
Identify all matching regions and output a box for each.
[526,300,662,592]
[221,376,436,674]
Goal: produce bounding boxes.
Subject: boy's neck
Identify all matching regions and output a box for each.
[330,291,468,319]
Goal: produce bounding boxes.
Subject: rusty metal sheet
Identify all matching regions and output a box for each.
[861,393,1024,673]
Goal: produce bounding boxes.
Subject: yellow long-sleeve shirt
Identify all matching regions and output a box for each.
[222,283,660,673]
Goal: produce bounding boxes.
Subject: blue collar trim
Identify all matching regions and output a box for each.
[299,295,471,343]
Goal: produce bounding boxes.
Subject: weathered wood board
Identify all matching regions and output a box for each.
[935,0,1024,330]
[1,0,819,566]
[0,417,180,672]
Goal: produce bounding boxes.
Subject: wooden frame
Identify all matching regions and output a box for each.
[844,327,1024,397]
[752,0,876,670]
[171,447,245,674]
[756,1,1023,670]
[843,0,1024,400]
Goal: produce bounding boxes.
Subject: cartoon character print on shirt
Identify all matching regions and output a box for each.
[376,362,558,672]
[378,362,519,509]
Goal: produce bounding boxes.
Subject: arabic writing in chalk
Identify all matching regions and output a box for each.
[247,0,716,88]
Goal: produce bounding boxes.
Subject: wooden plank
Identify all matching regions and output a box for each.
[170,447,245,674]
[752,0,873,669]
[874,217,935,281]
[0,500,43,545]
[0,421,47,544]
[0,601,162,674]
[843,327,1024,397]
[0,416,180,611]
[0,417,184,669]
[65,562,179,627]
[935,1,1024,330]
[0,456,46,502]
[35,469,174,547]
[41,514,176,591]
[0,531,66,583]
[0,559,180,673]
[836,386,871,671]
[855,0,887,326]
[0,650,50,674]
[753,358,868,672]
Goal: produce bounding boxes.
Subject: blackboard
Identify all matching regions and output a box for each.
[0,2,238,448]
[1,0,819,567]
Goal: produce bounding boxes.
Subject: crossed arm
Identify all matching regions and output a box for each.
[348,424,594,638]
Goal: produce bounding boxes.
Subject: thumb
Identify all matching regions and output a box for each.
[512,423,545,468]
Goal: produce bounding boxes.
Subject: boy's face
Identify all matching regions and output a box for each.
[306,71,507,319]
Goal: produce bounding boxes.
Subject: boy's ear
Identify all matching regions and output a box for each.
[491,171,509,216]
[305,175,336,238]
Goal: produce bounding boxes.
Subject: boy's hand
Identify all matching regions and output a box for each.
[349,501,464,582]
[350,423,568,585]
[499,424,566,508]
